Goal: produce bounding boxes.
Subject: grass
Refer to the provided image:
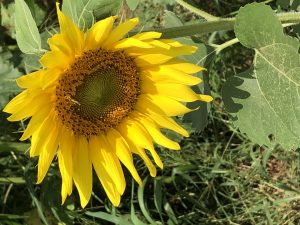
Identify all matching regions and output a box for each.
[1,0,300,224]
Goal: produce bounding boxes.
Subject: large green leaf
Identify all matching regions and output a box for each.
[15,0,42,54]
[223,3,300,148]
[62,0,123,31]
[223,67,300,149]
[164,11,212,131]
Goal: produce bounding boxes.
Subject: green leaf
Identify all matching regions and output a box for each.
[0,141,30,153]
[0,49,21,109]
[223,3,300,148]
[0,177,26,184]
[23,53,41,73]
[1,3,16,39]
[62,0,123,31]
[137,178,157,225]
[86,211,134,225]
[153,0,175,4]
[153,178,163,218]
[164,201,178,224]
[25,0,46,26]
[164,11,212,131]
[164,11,182,27]
[130,180,148,225]
[126,0,139,11]
[235,3,298,49]
[15,0,42,54]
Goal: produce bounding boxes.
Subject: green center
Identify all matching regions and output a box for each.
[74,69,120,119]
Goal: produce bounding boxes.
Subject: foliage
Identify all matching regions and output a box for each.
[1,0,300,225]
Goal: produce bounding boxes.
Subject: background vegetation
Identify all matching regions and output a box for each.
[1,0,300,224]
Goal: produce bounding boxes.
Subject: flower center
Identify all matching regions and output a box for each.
[55,49,140,137]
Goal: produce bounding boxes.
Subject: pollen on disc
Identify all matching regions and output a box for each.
[55,49,140,137]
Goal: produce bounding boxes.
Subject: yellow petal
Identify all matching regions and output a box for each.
[89,140,121,206]
[199,94,213,102]
[161,39,192,48]
[36,117,60,183]
[40,50,71,70]
[61,180,68,204]
[131,31,161,40]
[106,129,142,185]
[3,90,30,113]
[20,103,52,140]
[147,40,171,49]
[147,112,189,137]
[118,118,163,169]
[132,113,180,150]
[17,69,61,89]
[135,94,165,116]
[16,71,44,89]
[163,59,205,73]
[7,93,50,121]
[141,67,202,86]
[73,136,92,208]
[134,147,157,177]
[56,3,84,54]
[30,113,55,157]
[125,140,157,177]
[85,16,116,51]
[98,168,121,206]
[136,94,193,117]
[102,18,139,48]
[141,82,204,102]
[48,33,73,57]
[40,69,61,89]
[112,38,153,49]
[128,45,197,59]
[89,135,126,195]
[58,127,75,199]
[135,53,174,67]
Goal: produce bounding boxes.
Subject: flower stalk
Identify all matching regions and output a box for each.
[144,12,300,39]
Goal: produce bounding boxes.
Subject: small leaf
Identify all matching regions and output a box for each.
[164,11,182,27]
[15,0,42,54]
[1,3,16,39]
[62,0,123,31]
[126,0,139,11]
[0,49,21,109]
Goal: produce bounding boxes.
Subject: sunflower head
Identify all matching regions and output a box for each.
[4,3,212,208]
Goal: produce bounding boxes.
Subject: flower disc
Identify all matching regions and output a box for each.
[55,49,140,137]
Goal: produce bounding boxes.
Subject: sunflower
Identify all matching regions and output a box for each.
[4,3,212,207]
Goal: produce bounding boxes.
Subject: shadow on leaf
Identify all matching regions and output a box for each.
[222,68,253,114]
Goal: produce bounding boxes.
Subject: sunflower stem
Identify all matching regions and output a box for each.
[151,12,300,39]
